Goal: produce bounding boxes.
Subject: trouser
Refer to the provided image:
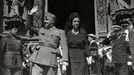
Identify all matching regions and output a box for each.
[114,63,128,75]
[103,60,115,75]
[32,64,57,75]
[103,65,115,75]
[1,67,23,75]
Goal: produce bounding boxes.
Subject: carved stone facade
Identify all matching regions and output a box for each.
[95,0,134,37]
[1,0,45,36]
[0,1,3,32]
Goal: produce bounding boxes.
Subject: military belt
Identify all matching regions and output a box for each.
[5,51,20,54]
[69,44,82,49]
[39,42,58,49]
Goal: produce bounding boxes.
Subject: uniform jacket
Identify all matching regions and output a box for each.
[128,28,134,57]
[29,26,68,66]
[0,35,22,68]
[112,34,129,63]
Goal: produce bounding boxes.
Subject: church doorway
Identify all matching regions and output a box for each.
[48,0,95,34]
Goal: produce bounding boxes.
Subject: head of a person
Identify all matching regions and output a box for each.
[43,12,56,29]
[120,21,130,30]
[10,27,18,35]
[5,20,27,36]
[5,21,21,35]
[65,12,80,31]
[5,21,24,35]
[113,13,131,26]
[88,34,98,42]
[112,25,123,36]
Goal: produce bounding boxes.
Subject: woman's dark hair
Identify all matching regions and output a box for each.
[65,12,81,34]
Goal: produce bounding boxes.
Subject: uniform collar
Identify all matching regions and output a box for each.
[46,26,56,31]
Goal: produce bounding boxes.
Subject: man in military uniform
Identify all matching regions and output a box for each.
[128,13,134,61]
[128,13,134,74]
[111,24,129,75]
[29,12,68,75]
[0,21,24,75]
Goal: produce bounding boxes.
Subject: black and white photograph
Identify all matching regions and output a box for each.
[0,0,134,75]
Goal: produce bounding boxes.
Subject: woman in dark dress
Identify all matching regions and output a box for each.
[65,12,89,75]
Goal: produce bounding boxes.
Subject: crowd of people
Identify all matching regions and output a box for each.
[0,10,134,75]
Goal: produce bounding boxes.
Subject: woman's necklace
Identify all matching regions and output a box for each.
[72,29,78,35]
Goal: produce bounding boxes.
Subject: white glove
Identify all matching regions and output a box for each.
[35,44,40,50]
[98,48,103,57]
[86,56,94,65]
[28,5,38,15]
[125,30,129,41]
[127,61,133,66]
[22,62,26,68]
[62,62,68,72]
